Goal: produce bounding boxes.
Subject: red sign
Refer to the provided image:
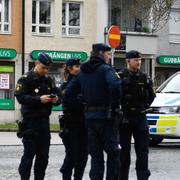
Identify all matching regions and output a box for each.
[108,26,121,48]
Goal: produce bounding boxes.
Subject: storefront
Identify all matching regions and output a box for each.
[154,55,180,88]
[0,48,17,110]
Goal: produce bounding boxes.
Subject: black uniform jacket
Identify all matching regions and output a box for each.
[15,70,60,119]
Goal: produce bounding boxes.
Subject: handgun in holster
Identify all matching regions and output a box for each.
[16,120,39,139]
[16,120,26,138]
[58,114,70,138]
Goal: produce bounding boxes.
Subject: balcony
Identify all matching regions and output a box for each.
[116,31,158,55]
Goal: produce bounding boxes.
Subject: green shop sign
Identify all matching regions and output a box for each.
[0,99,14,109]
[52,104,62,111]
[0,48,17,59]
[31,50,88,61]
[158,56,180,65]
[0,66,14,73]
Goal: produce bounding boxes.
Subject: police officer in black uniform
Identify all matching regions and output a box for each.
[118,50,155,180]
[15,53,60,180]
[63,43,121,180]
[59,58,88,180]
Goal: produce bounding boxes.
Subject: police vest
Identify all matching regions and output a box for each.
[25,71,55,96]
[119,69,150,111]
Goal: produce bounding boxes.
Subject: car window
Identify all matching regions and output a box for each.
[159,73,180,93]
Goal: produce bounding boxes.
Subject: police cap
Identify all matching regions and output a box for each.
[126,50,141,59]
[38,53,53,66]
[92,43,111,53]
[65,58,81,67]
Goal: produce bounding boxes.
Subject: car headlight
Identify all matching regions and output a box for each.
[159,107,180,114]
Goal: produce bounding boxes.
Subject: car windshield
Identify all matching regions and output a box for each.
[157,73,180,93]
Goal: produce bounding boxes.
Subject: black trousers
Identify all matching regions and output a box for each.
[119,113,151,180]
[60,122,88,180]
[19,127,50,180]
[87,119,120,180]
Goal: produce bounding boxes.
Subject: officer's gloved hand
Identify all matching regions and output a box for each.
[59,128,69,139]
[59,115,65,128]
[109,107,123,127]
[108,108,116,121]
[109,108,115,119]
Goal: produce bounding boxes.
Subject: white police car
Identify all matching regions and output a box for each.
[147,71,180,146]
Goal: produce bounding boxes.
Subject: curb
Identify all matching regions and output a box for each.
[0,129,59,133]
[0,129,17,132]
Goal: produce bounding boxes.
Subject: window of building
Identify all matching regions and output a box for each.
[0,0,11,33]
[32,0,53,35]
[62,2,82,36]
[109,0,149,33]
[169,9,180,34]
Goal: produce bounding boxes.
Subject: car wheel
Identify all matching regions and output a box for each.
[149,137,163,146]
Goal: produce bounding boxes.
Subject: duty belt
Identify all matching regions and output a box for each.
[85,105,109,112]
[123,107,145,113]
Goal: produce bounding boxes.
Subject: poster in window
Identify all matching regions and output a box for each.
[0,73,10,90]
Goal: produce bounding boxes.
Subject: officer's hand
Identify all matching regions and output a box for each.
[51,96,58,104]
[40,95,52,104]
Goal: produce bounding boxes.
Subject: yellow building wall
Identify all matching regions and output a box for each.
[25,0,97,56]
[0,0,22,53]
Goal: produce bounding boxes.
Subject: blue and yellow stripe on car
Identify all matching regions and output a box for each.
[147,115,178,134]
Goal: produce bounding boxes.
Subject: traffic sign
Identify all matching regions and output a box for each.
[108,26,121,48]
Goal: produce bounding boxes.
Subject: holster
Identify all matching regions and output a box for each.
[58,115,65,129]
[58,114,70,138]
[108,108,123,127]
[16,120,39,139]
[16,120,26,138]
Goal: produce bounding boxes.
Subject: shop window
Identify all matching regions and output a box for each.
[169,9,180,34]
[45,65,64,110]
[169,9,180,43]
[62,2,82,36]
[29,62,64,88]
[0,64,15,109]
[0,0,11,33]
[32,0,53,35]
[154,67,180,88]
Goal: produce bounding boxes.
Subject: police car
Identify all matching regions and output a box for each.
[147,71,180,146]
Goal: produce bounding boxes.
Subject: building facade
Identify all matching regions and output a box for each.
[22,0,98,123]
[154,1,180,87]
[0,0,22,123]
[107,0,158,77]
[107,0,180,88]
[0,0,101,123]
[2,0,179,123]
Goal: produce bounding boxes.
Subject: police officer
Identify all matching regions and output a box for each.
[15,53,60,180]
[59,58,88,180]
[63,43,121,180]
[118,50,155,180]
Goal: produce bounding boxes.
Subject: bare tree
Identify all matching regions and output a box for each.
[129,0,176,32]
